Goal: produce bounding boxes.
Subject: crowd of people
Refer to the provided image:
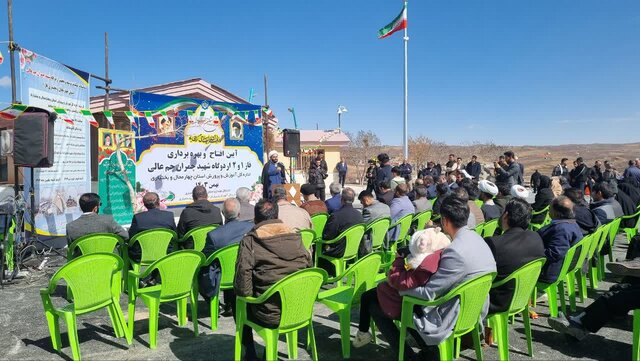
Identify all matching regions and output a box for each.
[62,151,640,360]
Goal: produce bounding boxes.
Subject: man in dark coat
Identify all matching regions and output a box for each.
[564,188,600,235]
[261,151,287,199]
[177,186,223,238]
[233,199,311,360]
[322,187,364,258]
[375,153,392,196]
[485,198,545,314]
[466,155,482,180]
[495,151,520,188]
[66,193,129,248]
[531,175,555,224]
[128,192,177,262]
[365,159,378,193]
[398,159,413,182]
[530,170,542,193]
[569,157,589,191]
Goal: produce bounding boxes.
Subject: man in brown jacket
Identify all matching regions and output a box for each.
[233,199,312,360]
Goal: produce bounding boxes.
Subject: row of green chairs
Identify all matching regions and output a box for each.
[529,205,551,231]
[475,218,499,238]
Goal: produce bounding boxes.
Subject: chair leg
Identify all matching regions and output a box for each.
[262,329,279,361]
[546,285,558,318]
[190,291,199,336]
[438,337,455,361]
[308,324,319,361]
[148,298,160,349]
[44,310,62,351]
[589,265,599,289]
[107,303,125,338]
[398,323,407,361]
[286,330,298,359]
[210,293,220,331]
[522,309,533,357]
[176,298,187,327]
[633,310,640,361]
[576,271,587,303]
[493,314,509,361]
[234,322,244,360]
[472,323,484,361]
[62,311,81,361]
[127,299,136,340]
[531,287,537,307]
[455,337,461,359]
[370,318,377,345]
[113,300,132,345]
[567,274,577,312]
[338,309,351,359]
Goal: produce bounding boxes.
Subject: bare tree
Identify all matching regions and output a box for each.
[343,130,382,184]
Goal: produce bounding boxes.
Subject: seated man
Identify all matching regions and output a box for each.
[412,185,432,213]
[590,181,623,225]
[424,175,438,199]
[177,185,223,238]
[390,183,415,240]
[234,199,311,360]
[494,184,513,214]
[273,186,312,231]
[359,190,391,224]
[485,199,545,314]
[377,181,395,205]
[432,183,450,216]
[369,195,496,359]
[321,187,364,258]
[564,188,600,235]
[325,182,342,214]
[235,187,255,222]
[66,192,128,246]
[453,188,478,228]
[531,175,555,224]
[128,192,177,262]
[461,179,485,226]
[300,183,328,216]
[537,196,583,283]
[478,180,501,221]
[199,198,253,313]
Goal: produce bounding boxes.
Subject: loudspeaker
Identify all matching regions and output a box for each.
[282,129,300,157]
[14,109,56,168]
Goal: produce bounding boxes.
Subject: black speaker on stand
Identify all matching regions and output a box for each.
[282,129,300,183]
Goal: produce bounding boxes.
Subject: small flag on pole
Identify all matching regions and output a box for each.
[144,111,155,127]
[124,111,137,128]
[262,106,273,117]
[378,5,407,39]
[53,108,74,125]
[0,104,27,120]
[103,110,115,128]
[252,110,261,124]
[80,109,99,127]
[0,50,4,65]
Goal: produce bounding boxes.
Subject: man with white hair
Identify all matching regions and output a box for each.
[235,187,254,222]
[325,182,343,214]
[261,150,286,199]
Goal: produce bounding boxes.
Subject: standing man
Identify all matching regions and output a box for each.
[336,157,348,188]
[552,158,570,180]
[399,159,413,183]
[445,154,458,176]
[261,150,286,200]
[515,155,525,186]
[365,159,378,193]
[375,153,392,196]
[569,157,589,192]
[495,151,520,188]
[466,155,481,180]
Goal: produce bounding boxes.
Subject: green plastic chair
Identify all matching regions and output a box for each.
[585,225,607,290]
[481,219,499,238]
[127,250,204,349]
[203,243,239,331]
[398,272,497,361]
[412,210,433,233]
[299,229,316,250]
[365,217,391,252]
[40,253,131,360]
[315,224,365,285]
[621,208,640,243]
[311,212,329,239]
[486,259,546,360]
[605,217,623,262]
[632,309,640,361]
[474,199,484,209]
[234,268,327,361]
[475,222,485,236]
[317,253,382,358]
[529,206,551,231]
[535,236,590,317]
[178,225,218,252]
[128,228,177,273]
[393,213,414,245]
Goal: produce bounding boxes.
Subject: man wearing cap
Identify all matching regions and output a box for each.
[261,151,286,199]
[479,180,502,221]
[300,184,328,216]
[375,153,393,196]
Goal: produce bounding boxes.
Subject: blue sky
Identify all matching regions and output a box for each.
[0,0,638,146]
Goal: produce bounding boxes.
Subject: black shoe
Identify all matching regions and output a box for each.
[607,259,640,277]
[548,313,588,341]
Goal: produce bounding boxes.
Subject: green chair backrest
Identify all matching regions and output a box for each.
[594,222,613,254]
[446,272,496,337]
[311,213,329,237]
[554,235,590,283]
[146,250,204,301]
[129,228,177,266]
[474,222,485,236]
[272,268,326,330]
[336,224,366,261]
[341,253,382,301]
[47,253,122,313]
[623,209,640,229]
[67,233,124,260]
[586,228,604,260]
[481,219,499,238]
[204,244,239,288]
[413,210,433,232]
[531,205,550,218]
[474,199,484,209]
[180,225,218,252]
[493,258,545,315]
[430,197,438,206]
[390,213,414,243]
[607,217,622,243]
[299,229,316,250]
[365,217,391,250]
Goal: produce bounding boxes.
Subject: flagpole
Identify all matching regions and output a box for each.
[403,0,409,160]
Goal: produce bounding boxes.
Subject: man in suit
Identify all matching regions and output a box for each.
[128,192,177,262]
[370,195,496,359]
[66,193,129,246]
[495,151,520,188]
[389,183,415,241]
[177,186,223,238]
[200,198,254,314]
[485,198,545,314]
[359,190,391,221]
[322,187,364,259]
[466,155,482,180]
[325,182,342,214]
[235,187,254,222]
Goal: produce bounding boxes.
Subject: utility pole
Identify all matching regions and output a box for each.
[263,74,269,154]
[7,0,17,104]
[104,32,109,109]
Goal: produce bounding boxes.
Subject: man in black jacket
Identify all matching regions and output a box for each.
[564,188,600,235]
[375,153,392,196]
[177,186,223,238]
[570,157,589,192]
[495,151,520,188]
[466,155,481,180]
[322,187,364,258]
[485,198,546,314]
[128,192,177,262]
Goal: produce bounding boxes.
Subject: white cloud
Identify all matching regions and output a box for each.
[0,76,11,88]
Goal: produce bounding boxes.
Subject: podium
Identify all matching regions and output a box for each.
[271,183,302,206]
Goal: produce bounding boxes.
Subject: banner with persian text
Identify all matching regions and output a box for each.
[19,48,91,236]
[98,129,136,225]
[131,92,264,206]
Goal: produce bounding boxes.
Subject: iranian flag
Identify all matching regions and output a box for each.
[124,111,137,127]
[80,109,99,127]
[378,5,407,39]
[103,110,115,128]
[53,108,74,125]
[144,111,155,127]
[0,104,27,120]
[0,49,4,65]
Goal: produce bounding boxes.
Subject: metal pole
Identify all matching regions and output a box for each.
[263,74,269,153]
[7,0,17,104]
[104,32,110,110]
[338,112,341,132]
[403,0,409,160]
